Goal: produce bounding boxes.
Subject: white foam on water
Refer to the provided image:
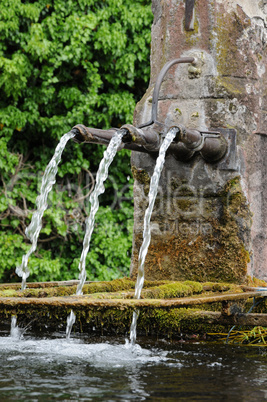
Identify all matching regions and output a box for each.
[0,336,169,368]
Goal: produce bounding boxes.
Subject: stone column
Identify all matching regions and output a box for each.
[131,0,267,283]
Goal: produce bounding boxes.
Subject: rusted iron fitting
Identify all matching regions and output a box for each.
[72,123,228,162]
[170,124,228,162]
[120,124,160,152]
[172,124,203,149]
[71,124,117,144]
[71,123,159,154]
[200,134,228,163]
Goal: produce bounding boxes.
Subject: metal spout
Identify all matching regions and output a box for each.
[71,54,228,162]
[71,124,159,154]
[71,124,118,144]
[121,124,161,152]
[72,123,228,162]
[173,124,203,150]
[200,135,228,162]
[170,125,228,162]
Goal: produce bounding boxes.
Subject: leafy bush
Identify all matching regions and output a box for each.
[0,0,153,283]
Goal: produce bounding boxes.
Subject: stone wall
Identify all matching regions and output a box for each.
[131,0,267,282]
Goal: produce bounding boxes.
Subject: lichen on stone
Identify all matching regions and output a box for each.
[131,175,252,284]
[131,165,151,196]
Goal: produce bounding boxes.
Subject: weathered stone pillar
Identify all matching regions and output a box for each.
[131,0,267,283]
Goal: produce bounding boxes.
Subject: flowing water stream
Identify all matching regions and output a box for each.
[16,131,75,291]
[130,127,177,345]
[66,130,124,338]
[3,126,267,400]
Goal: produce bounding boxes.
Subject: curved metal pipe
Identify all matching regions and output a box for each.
[138,57,196,128]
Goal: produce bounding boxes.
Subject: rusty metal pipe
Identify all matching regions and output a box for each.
[72,124,117,144]
[121,124,161,152]
[71,124,158,154]
[138,57,196,128]
[172,124,203,150]
[170,125,228,162]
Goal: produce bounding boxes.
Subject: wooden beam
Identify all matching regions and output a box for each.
[0,291,266,309]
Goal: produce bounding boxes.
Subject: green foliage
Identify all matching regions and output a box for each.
[0,0,153,283]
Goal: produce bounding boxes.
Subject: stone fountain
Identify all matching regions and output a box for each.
[76,0,267,284]
[130,0,267,284]
[0,0,267,339]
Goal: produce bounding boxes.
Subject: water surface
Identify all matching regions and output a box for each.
[1,330,267,401]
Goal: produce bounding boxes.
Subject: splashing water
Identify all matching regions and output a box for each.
[130,127,177,345]
[10,316,21,339]
[66,310,76,339]
[16,131,75,290]
[66,130,124,338]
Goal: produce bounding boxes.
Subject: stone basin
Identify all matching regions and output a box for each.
[1,278,267,339]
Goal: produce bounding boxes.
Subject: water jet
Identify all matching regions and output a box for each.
[1,0,267,341]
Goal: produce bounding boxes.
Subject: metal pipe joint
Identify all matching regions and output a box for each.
[71,57,228,163]
[170,124,228,162]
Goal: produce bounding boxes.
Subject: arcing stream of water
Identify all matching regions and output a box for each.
[14,125,176,344]
[66,130,124,338]
[130,127,177,345]
[16,131,75,291]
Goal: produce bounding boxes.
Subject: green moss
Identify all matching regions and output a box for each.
[131,166,150,196]
[131,176,252,284]
[142,281,203,299]
[215,10,247,76]
[184,17,200,46]
[184,280,203,293]
[0,304,233,338]
[174,198,198,214]
[0,286,76,298]
[0,289,20,297]
[82,290,134,299]
[0,277,265,337]
[137,308,232,337]
[247,276,267,288]
[0,278,180,299]
[215,77,243,97]
[170,179,193,194]
[82,277,135,294]
[203,282,243,293]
